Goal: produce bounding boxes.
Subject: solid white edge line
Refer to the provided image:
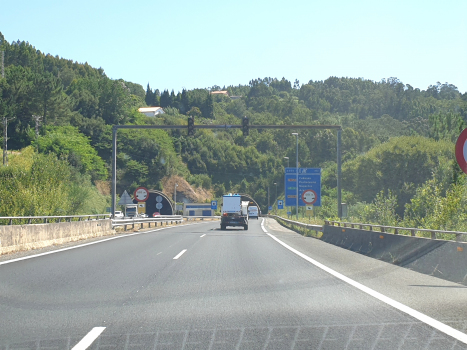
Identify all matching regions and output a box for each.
[173,249,187,260]
[71,327,106,350]
[264,227,467,345]
[0,221,212,266]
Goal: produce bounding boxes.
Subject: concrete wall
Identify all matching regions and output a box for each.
[322,225,467,285]
[0,219,113,255]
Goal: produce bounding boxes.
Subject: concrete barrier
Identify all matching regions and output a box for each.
[322,225,467,285]
[0,219,113,255]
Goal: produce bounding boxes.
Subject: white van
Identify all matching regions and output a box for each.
[248,206,259,219]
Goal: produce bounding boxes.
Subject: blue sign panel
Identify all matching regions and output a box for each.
[277,200,284,210]
[268,206,273,211]
[211,200,218,210]
[285,168,321,207]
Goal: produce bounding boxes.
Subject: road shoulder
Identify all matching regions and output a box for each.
[264,217,467,332]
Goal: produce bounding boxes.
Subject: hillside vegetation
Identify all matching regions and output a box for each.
[1,32,467,230]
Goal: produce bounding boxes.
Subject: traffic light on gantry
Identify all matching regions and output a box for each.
[242,116,249,136]
[187,116,195,136]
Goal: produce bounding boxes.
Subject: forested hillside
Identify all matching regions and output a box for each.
[1,32,467,230]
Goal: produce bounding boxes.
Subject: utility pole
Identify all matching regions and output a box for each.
[32,115,42,142]
[274,182,277,214]
[1,51,4,79]
[267,185,270,214]
[292,133,299,220]
[2,48,12,166]
[3,116,13,166]
[174,183,178,214]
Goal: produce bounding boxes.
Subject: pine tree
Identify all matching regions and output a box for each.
[203,92,214,119]
[145,83,154,106]
[170,90,176,108]
[160,89,170,108]
[180,89,189,114]
[154,89,160,106]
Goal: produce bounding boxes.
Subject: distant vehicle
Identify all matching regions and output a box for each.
[140,213,148,218]
[152,212,161,217]
[248,206,259,219]
[114,211,124,219]
[220,194,249,230]
[126,204,138,218]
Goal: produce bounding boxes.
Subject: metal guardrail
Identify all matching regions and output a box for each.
[325,220,467,242]
[0,214,111,225]
[268,215,323,235]
[183,216,221,220]
[267,215,467,242]
[112,215,183,229]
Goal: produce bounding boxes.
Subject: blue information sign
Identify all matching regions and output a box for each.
[211,200,217,210]
[284,168,321,207]
[277,200,284,210]
[268,206,273,211]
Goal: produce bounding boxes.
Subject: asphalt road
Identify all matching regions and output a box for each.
[1,218,467,349]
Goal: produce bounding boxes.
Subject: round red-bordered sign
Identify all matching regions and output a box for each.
[455,128,467,174]
[134,187,149,202]
[301,189,317,205]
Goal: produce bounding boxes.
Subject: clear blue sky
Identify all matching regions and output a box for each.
[1,0,466,93]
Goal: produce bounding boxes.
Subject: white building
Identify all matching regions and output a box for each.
[183,203,214,216]
[138,107,165,117]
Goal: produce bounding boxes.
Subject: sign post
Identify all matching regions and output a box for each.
[134,187,149,202]
[285,168,321,207]
[455,128,467,174]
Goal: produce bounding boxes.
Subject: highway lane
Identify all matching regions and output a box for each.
[0,219,466,349]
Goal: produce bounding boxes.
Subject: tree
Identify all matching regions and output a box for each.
[145,83,154,106]
[35,126,108,181]
[202,92,214,119]
[160,89,171,108]
[342,136,454,216]
[180,89,189,114]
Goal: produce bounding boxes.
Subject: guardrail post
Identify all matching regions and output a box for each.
[456,233,462,242]
[431,231,436,239]
[369,225,372,231]
[394,228,399,235]
[381,226,385,233]
[411,229,415,237]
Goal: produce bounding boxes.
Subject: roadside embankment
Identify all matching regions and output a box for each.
[0,220,113,255]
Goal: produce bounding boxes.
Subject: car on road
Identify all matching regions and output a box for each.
[114,211,124,219]
[152,212,161,217]
[140,213,148,218]
[248,206,259,219]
